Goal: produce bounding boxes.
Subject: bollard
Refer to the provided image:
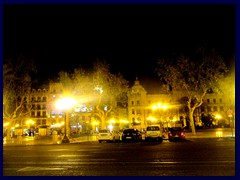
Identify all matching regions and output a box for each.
[52,131,58,144]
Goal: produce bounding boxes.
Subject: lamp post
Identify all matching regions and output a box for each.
[56,97,76,143]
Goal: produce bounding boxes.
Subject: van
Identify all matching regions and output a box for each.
[145,125,163,142]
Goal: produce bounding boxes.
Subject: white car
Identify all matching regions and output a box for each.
[97,130,121,143]
[145,125,163,142]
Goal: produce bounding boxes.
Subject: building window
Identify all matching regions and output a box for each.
[220,106,224,111]
[42,111,46,117]
[131,101,134,106]
[132,109,135,114]
[42,119,46,125]
[137,100,140,105]
[220,98,222,103]
[43,104,46,110]
[137,109,141,115]
[207,106,211,112]
[37,97,41,102]
[37,119,41,125]
[37,111,41,117]
[37,104,41,110]
[213,106,217,111]
[43,97,47,102]
[207,99,210,103]
[31,111,35,117]
[213,99,216,103]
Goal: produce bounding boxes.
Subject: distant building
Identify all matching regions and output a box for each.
[127,77,235,130]
[16,77,234,136]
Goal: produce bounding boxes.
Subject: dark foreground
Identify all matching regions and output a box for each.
[3,137,235,176]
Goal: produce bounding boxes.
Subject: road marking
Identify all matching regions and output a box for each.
[17,167,66,171]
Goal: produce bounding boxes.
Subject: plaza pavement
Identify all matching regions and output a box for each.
[3,128,235,146]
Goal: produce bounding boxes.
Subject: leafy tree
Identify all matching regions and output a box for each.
[155,49,228,134]
[91,59,129,129]
[55,59,129,129]
[3,55,36,138]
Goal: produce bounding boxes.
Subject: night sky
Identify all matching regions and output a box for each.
[4,4,235,87]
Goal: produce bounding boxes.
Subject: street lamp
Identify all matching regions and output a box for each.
[56,97,76,143]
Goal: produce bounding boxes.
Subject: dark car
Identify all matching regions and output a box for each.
[168,127,186,141]
[122,128,142,142]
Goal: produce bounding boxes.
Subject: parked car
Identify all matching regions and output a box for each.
[168,127,186,141]
[145,125,163,142]
[122,128,142,142]
[97,129,121,143]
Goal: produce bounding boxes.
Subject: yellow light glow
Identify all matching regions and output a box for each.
[215,115,222,119]
[56,97,77,110]
[4,122,9,127]
[109,119,116,124]
[147,116,157,121]
[92,121,99,126]
[108,124,113,131]
[26,119,35,125]
[120,120,129,124]
[162,105,168,110]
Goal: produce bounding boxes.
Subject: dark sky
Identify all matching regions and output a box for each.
[4,4,235,87]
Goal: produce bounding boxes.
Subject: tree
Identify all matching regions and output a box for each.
[91,59,129,129]
[155,49,228,134]
[3,55,36,138]
[55,59,129,130]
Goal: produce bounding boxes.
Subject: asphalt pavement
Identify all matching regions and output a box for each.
[3,128,235,146]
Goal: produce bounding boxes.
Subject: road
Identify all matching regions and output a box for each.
[3,138,235,176]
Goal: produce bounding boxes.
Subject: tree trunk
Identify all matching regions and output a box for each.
[189,109,196,135]
[101,119,106,129]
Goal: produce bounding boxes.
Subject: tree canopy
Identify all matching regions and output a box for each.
[55,59,129,129]
[155,49,229,134]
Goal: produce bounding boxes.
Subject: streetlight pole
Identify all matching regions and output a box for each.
[62,110,70,143]
[56,97,76,144]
